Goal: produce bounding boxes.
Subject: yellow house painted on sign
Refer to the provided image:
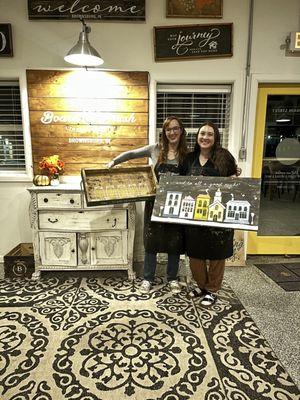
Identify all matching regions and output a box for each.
[194,194,211,220]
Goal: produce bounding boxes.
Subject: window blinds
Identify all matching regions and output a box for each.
[156,84,232,151]
[0,80,25,170]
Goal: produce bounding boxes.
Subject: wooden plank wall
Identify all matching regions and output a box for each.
[27,69,149,176]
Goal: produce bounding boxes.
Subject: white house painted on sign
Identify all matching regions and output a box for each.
[224,195,251,224]
[163,191,182,217]
[208,202,226,222]
[208,189,225,222]
[179,195,195,219]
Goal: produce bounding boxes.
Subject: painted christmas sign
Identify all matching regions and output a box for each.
[151,175,261,231]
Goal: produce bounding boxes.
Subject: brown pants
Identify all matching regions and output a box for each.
[189,258,225,293]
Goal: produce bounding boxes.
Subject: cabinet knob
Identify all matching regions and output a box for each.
[43,198,48,203]
[70,199,75,204]
[71,249,75,253]
[91,247,95,251]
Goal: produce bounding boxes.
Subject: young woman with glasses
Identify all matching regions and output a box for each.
[108,116,188,294]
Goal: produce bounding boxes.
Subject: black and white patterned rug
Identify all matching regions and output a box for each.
[0,273,299,400]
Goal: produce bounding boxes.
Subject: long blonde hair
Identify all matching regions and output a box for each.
[157,116,188,165]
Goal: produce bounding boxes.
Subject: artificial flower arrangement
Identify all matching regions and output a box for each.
[39,154,65,177]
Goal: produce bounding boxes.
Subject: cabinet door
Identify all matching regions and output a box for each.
[39,232,77,266]
[91,231,127,265]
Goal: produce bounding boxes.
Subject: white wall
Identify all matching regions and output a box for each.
[1,0,300,259]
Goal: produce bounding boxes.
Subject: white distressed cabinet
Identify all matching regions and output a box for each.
[28,184,136,279]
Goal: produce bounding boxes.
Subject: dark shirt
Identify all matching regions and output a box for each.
[181,149,237,177]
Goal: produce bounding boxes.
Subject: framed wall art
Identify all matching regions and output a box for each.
[151,175,261,231]
[27,69,149,176]
[28,0,145,21]
[154,23,232,61]
[167,0,223,18]
[0,24,13,57]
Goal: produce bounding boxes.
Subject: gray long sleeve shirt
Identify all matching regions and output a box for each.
[112,143,160,167]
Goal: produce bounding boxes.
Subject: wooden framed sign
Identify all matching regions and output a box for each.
[27,69,149,176]
[167,0,222,18]
[81,166,157,206]
[0,24,13,57]
[28,0,145,20]
[151,175,261,231]
[154,23,232,61]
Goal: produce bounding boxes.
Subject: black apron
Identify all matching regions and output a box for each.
[185,158,234,260]
[143,162,185,254]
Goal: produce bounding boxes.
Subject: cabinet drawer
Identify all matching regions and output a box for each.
[37,192,82,209]
[39,209,127,231]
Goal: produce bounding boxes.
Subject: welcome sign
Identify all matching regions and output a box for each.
[151,175,261,231]
[28,0,146,20]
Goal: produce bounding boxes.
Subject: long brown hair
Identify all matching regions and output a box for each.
[158,116,188,165]
[194,121,237,176]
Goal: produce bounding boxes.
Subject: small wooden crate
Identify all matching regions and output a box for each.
[4,243,35,279]
[81,166,157,206]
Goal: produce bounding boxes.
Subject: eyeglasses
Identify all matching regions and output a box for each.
[166,126,181,133]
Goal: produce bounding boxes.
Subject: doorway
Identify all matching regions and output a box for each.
[247,84,300,254]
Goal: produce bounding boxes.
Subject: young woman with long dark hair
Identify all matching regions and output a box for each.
[182,121,238,306]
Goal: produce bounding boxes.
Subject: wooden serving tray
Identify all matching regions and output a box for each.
[81,166,157,206]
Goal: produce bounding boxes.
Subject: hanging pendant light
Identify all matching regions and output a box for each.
[64,18,104,67]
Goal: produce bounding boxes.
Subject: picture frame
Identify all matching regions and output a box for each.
[154,23,232,62]
[0,24,13,57]
[167,0,223,18]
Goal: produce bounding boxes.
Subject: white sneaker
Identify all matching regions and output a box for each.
[169,280,181,294]
[139,279,151,293]
[201,292,217,306]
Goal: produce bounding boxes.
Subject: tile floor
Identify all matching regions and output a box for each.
[224,256,300,389]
